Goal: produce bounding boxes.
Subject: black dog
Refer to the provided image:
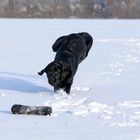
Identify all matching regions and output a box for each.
[38,32,93,94]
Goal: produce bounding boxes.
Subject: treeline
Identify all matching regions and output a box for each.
[0,0,140,18]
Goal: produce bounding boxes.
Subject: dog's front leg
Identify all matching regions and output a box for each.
[64,71,74,94]
[54,86,60,93]
[54,84,71,94]
[64,83,72,94]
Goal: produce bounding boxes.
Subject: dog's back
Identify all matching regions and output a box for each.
[54,33,90,64]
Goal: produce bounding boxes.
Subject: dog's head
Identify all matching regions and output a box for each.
[46,62,62,86]
[38,61,69,86]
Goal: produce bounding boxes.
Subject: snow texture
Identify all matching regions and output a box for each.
[0,19,140,140]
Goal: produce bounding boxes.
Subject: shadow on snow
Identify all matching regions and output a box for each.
[0,77,51,93]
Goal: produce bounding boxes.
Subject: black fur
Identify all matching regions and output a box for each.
[38,32,93,94]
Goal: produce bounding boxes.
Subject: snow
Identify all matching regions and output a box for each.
[0,19,140,140]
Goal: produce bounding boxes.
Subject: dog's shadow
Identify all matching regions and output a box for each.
[0,74,51,93]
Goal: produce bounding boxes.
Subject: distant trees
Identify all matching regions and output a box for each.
[7,0,17,17]
[0,0,140,18]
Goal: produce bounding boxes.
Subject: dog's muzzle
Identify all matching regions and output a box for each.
[47,75,57,86]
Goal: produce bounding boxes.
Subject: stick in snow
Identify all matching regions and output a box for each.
[11,104,52,116]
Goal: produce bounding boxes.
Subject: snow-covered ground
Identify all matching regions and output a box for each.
[0,19,140,140]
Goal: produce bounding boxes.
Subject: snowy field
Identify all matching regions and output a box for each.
[0,19,140,140]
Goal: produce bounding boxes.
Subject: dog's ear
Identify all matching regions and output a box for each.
[38,69,45,76]
[38,65,49,76]
[79,32,93,57]
[52,36,67,52]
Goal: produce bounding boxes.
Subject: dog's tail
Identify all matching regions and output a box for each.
[38,70,45,76]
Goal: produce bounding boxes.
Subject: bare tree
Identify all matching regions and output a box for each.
[8,0,17,15]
